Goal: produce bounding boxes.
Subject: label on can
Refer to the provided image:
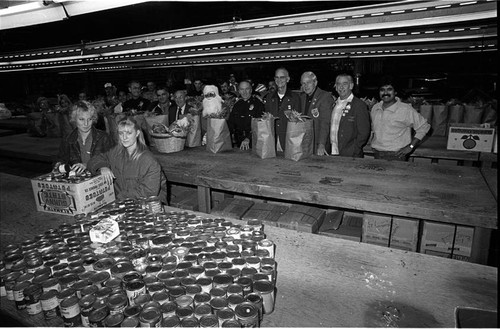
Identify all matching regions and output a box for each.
[126,280,146,306]
[26,301,43,315]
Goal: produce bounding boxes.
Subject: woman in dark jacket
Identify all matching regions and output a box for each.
[56,100,114,174]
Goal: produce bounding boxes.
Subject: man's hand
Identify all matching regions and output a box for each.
[71,163,87,175]
[316,144,328,156]
[395,145,413,158]
[240,138,250,151]
[99,167,115,185]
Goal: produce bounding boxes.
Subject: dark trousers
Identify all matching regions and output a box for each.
[373,149,409,162]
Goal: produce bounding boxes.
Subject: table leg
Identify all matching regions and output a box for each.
[197,186,211,213]
[470,227,492,265]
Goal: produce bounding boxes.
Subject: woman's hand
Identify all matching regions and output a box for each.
[70,163,86,175]
[99,167,115,185]
[240,138,250,150]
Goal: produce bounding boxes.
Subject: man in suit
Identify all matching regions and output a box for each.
[329,73,371,157]
[169,90,188,125]
[264,67,301,152]
[300,71,335,155]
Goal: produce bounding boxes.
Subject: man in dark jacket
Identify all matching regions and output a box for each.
[329,73,371,157]
[264,67,301,152]
[299,71,335,155]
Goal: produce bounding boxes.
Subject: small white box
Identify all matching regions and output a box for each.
[390,217,419,252]
[31,173,115,216]
[447,124,495,152]
[90,218,120,244]
[362,213,391,247]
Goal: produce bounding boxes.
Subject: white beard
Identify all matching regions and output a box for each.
[202,96,222,117]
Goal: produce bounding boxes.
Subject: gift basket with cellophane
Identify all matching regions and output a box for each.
[150,116,193,153]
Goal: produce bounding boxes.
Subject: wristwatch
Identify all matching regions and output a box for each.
[409,144,415,149]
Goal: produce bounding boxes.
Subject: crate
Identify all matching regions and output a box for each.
[390,217,419,252]
[171,190,199,211]
[452,225,474,262]
[212,191,232,209]
[362,213,391,247]
[277,204,325,233]
[447,124,495,152]
[319,210,362,242]
[242,203,289,227]
[420,221,455,258]
[211,198,254,220]
[31,173,115,216]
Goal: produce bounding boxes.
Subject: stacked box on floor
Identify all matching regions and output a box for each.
[277,204,325,233]
[211,198,254,219]
[242,203,289,227]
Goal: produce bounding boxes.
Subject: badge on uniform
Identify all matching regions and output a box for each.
[249,104,254,111]
[311,108,319,118]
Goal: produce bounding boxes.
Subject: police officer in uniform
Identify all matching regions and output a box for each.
[228,80,265,150]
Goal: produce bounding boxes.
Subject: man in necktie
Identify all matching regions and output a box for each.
[329,73,371,158]
[168,90,188,125]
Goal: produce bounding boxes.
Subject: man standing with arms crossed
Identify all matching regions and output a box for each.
[329,73,371,157]
[371,76,430,161]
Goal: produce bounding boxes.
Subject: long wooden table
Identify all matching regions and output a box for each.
[0,173,497,327]
[155,147,497,230]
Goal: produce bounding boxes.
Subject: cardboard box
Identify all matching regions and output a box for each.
[420,221,455,258]
[242,203,289,228]
[277,204,325,233]
[452,225,474,262]
[171,190,199,211]
[211,198,254,220]
[390,217,419,251]
[319,210,362,242]
[447,124,495,152]
[362,213,391,247]
[31,173,115,216]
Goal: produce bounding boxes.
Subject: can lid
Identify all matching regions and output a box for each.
[123,304,142,318]
[57,287,76,300]
[105,313,124,327]
[193,292,211,304]
[213,273,233,285]
[90,271,111,284]
[194,303,212,315]
[60,295,79,308]
[121,316,139,327]
[23,283,42,296]
[227,293,245,306]
[175,306,194,318]
[139,307,161,322]
[79,294,97,308]
[95,286,113,299]
[40,289,59,300]
[160,301,177,313]
[209,297,228,309]
[89,307,109,322]
[217,307,235,320]
[168,285,186,298]
[221,319,242,327]
[235,302,258,319]
[108,292,128,308]
[180,317,199,327]
[13,280,31,291]
[253,280,274,293]
[226,284,243,295]
[125,279,145,291]
[196,277,212,286]
[161,315,180,327]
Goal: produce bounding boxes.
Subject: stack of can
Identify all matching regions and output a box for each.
[0,198,276,327]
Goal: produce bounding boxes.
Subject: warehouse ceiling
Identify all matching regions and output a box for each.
[0,0,497,73]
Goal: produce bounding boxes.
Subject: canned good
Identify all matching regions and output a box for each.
[59,273,79,290]
[252,280,274,314]
[168,285,186,301]
[24,283,43,315]
[213,273,233,289]
[105,313,125,327]
[134,293,151,308]
[93,257,115,274]
[160,301,178,318]
[217,307,235,326]
[257,239,274,259]
[180,316,199,327]
[5,271,22,300]
[152,290,170,305]
[90,271,111,288]
[121,316,140,327]
[17,272,35,284]
[231,258,246,270]
[161,315,181,328]
[234,302,259,328]
[13,280,30,310]
[60,295,82,327]
[196,277,212,294]
[111,262,135,280]
[0,268,10,297]
[123,304,143,318]
[81,284,99,297]
[240,267,257,279]
[40,289,59,320]
[105,277,124,293]
[221,319,242,327]
[227,294,245,311]
[245,293,263,324]
[194,303,212,320]
[108,292,129,315]
[95,286,113,301]
[79,294,97,327]
[88,307,109,327]
[175,295,194,308]
[139,306,162,327]
[175,306,194,320]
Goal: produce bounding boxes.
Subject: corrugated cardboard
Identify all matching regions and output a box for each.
[452,225,474,262]
[390,217,419,251]
[211,198,254,219]
[420,221,455,258]
[362,213,391,247]
[242,203,289,227]
[277,204,325,233]
[31,173,115,216]
[319,210,362,242]
[447,124,495,152]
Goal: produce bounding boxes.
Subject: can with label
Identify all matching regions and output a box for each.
[40,289,59,320]
[139,306,162,327]
[13,280,30,310]
[234,302,258,328]
[227,294,245,311]
[88,307,109,327]
[108,292,129,315]
[24,283,43,315]
[0,268,10,297]
[193,303,212,320]
[60,295,82,327]
[160,301,177,318]
[257,239,274,259]
[152,290,170,305]
[161,315,180,328]
[90,271,111,289]
[217,307,235,327]
[123,304,143,318]
[245,293,263,324]
[125,279,146,306]
[79,294,97,327]
[236,277,253,296]
[5,271,21,300]
[42,277,61,293]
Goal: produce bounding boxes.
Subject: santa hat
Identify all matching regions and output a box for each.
[203,85,219,97]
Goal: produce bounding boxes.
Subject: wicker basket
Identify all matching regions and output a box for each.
[151,133,186,153]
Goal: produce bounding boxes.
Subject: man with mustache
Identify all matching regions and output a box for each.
[371,76,431,161]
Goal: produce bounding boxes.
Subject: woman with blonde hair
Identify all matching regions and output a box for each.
[56,100,114,174]
[87,116,167,202]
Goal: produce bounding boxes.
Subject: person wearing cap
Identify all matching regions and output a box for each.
[264,67,301,152]
[329,73,371,158]
[122,80,151,113]
[370,76,430,161]
[299,71,335,155]
[104,82,119,110]
[228,80,265,150]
